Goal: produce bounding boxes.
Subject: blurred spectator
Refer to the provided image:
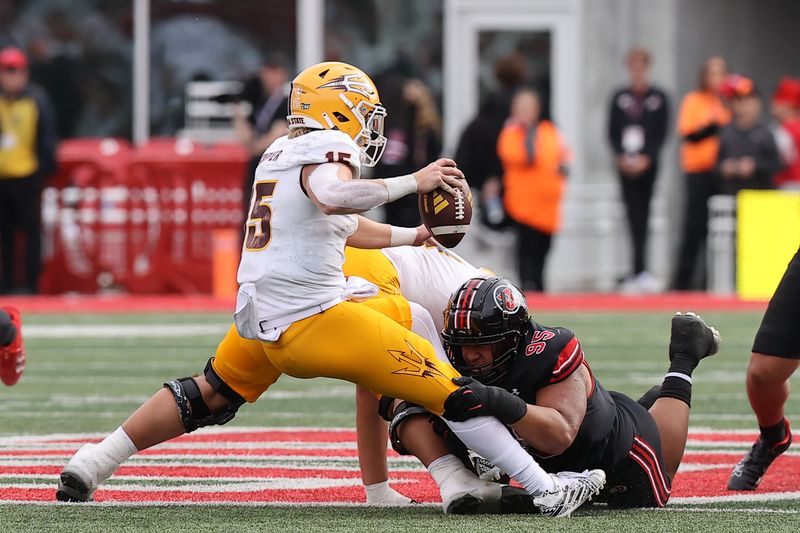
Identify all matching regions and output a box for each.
[234,54,290,215]
[770,77,800,189]
[28,35,82,139]
[497,88,568,292]
[672,56,730,291]
[716,76,781,196]
[375,77,442,227]
[455,53,526,229]
[0,47,57,294]
[607,47,669,293]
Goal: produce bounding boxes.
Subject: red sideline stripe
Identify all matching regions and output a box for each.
[1,292,769,314]
[0,295,236,314]
[526,292,768,312]
[672,455,800,497]
[686,433,759,443]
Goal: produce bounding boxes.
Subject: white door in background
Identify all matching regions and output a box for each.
[443,0,583,183]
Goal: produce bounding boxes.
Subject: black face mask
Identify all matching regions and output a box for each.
[446,333,521,385]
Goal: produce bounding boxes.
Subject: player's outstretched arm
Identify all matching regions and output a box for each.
[302,159,468,216]
[347,215,431,249]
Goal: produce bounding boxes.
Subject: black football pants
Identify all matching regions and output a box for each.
[0,174,43,294]
[619,166,657,276]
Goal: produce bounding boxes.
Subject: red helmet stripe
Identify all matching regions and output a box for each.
[455,278,483,330]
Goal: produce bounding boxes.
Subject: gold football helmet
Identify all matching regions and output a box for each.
[288,61,387,167]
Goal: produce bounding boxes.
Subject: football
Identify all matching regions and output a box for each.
[418,187,473,248]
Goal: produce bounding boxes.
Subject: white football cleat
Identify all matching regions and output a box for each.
[56,444,120,502]
[440,464,503,514]
[533,469,606,518]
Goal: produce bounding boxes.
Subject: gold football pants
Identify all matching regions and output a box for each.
[211,300,459,414]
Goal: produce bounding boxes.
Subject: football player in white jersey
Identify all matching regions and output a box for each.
[57,62,604,516]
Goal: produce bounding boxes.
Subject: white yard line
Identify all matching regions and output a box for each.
[22,324,229,338]
[670,492,800,505]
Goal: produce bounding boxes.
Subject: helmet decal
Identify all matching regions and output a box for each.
[493,284,521,313]
[317,74,376,98]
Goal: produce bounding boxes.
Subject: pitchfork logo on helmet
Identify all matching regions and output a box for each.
[317,74,376,99]
[287,61,387,167]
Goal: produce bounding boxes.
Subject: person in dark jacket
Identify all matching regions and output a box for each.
[234,54,290,217]
[455,54,526,229]
[608,48,669,293]
[0,47,58,294]
[716,76,782,196]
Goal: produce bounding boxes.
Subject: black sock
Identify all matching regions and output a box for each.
[759,418,788,447]
[668,354,698,377]
[657,354,696,407]
[659,376,692,407]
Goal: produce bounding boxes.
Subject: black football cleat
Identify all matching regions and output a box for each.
[669,312,720,363]
[728,427,792,491]
[56,470,93,502]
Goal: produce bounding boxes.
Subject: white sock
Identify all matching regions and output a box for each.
[445,416,555,495]
[427,454,465,487]
[364,480,413,505]
[409,301,449,364]
[96,427,138,465]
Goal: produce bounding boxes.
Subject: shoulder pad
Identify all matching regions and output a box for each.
[295,130,362,175]
[549,332,584,384]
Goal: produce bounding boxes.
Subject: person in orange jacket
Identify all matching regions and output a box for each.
[672,56,730,291]
[497,88,568,292]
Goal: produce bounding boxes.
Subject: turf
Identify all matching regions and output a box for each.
[1,310,798,532]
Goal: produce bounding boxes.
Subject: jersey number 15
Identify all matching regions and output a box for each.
[245,180,277,251]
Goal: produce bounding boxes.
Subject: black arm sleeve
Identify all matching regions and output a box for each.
[684,122,719,143]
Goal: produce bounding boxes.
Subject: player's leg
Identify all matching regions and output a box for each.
[267,302,605,516]
[345,263,416,504]
[600,392,672,508]
[0,306,25,386]
[728,251,800,489]
[745,354,798,430]
[57,325,278,502]
[648,312,720,480]
[358,293,512,511]
[355,384,414,505]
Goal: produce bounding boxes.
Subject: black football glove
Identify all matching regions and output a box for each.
[443,376,527,425]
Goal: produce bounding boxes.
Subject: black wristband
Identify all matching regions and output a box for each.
[487,386,528,425]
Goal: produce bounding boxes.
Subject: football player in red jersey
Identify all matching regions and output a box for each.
[380,277,721,510]
[0,306,25,386]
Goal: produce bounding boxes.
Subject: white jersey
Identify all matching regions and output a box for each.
[381,244,489,334]
[235,130,363,339]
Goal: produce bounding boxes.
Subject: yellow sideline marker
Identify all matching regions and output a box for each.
[737,190,800,300]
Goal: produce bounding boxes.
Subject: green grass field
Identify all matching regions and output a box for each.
[1,310,798,532]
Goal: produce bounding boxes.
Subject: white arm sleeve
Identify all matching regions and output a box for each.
[307,163,389,210]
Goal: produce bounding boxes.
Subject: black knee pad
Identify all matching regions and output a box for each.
[163,358,245,433]
[387,401,429,455]
[378,395,396,422]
